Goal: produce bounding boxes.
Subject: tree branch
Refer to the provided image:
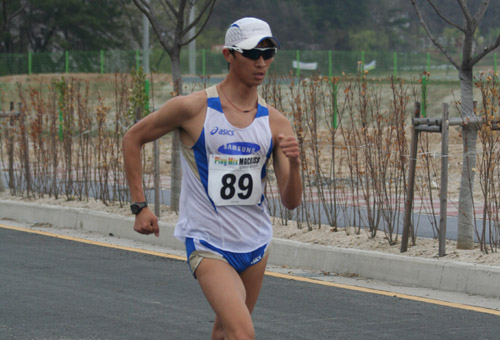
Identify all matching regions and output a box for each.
[457,0,473,24]
[133,0,173,52]
[472,0,489,28]
[427,0,464,32]
[159,1,176,23]
[117,0,142,47]
[181,1,201,36]
[7,1,27,22]
[181,0,216,44]
[411,0,460,69]
[471,33,500,65]
[162,0,179,18]
[455,0,489,63]
[177,0,187,33]
[133,0,150,15]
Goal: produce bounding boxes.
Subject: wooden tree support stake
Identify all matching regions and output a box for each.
[439,103,449,257]
[401,102,420,253]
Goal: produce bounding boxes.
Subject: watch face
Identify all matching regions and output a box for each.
[131,204,140,214]
[131,202,146,214]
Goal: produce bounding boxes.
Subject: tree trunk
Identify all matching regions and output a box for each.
[169,48,183,212]
[457,65,476,249]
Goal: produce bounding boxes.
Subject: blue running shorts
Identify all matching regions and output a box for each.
[185,238,269,277]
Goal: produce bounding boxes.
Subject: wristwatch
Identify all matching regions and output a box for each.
[130,201,148,215]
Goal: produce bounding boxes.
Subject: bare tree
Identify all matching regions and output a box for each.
[0,0,26,52]
[132,0,216,211]
[412,0,500,249]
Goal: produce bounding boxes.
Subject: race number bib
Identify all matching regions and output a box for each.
[208,154,265,206]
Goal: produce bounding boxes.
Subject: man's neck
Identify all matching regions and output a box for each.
[219,78,259,111]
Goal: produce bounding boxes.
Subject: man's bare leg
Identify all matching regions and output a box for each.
[196,259,253,340]
[196,254,269,340]
[240,253,269,314]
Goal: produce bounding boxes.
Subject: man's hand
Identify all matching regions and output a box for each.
[133,207,160,237]
[277,134,300,165]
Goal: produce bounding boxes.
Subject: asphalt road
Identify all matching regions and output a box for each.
[1,226,500,340]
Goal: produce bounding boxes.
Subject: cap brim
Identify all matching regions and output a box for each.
[235,36,280,50]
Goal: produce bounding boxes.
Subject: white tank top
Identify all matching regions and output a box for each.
[174,85,273,252]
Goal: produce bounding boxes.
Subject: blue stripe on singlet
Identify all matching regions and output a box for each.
[207,97,223,113]
[192,128,217,210]
[255,103,268,118]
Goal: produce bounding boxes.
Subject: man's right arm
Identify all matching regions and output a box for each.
[122,91,206,235]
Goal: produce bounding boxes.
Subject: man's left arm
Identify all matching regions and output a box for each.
[270,109,302,210]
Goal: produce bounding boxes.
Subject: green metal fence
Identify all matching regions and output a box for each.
[0,48,498,80]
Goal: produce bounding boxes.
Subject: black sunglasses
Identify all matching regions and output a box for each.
[229,47,277,60]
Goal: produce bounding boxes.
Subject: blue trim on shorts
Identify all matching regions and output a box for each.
[185,238,267,273]
[185,237,197,258]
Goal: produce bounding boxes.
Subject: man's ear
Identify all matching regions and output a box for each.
[222,48,234,62]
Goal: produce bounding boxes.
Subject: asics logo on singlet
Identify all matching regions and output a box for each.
[218,142,261,155]
[210,126,234,136]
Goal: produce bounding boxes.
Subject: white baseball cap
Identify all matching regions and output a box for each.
[224,17,280,50]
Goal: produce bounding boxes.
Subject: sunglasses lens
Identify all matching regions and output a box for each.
[241,48,276,60]
[242,49,260,60]
[261,49,276,60]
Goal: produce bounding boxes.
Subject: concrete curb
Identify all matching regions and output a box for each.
[2,199,499,299]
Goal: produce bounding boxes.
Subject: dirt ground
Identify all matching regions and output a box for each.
[1,73,499,267]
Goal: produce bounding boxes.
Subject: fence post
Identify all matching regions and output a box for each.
[65,51,69,73]
[401,102,421,253]
[360,50,365,74]
[202,49,206,76]
[439,103,449,257]
[100,50,104,74]
[144,79,150,113]
[296,50,300,77]
[329,50,338,129]
[28,51,32,75]
[393,51,397,78]
[0,166,3,192]
[328,50,333,78]
[421,75,427,118]
[145,76,160,217]
[153,138,160,217]
[8,102,15,192]
[422,52,430,118]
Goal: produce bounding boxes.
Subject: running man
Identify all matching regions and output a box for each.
[122,17,302,340]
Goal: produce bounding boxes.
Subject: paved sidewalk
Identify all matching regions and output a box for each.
[1,199,499,301]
